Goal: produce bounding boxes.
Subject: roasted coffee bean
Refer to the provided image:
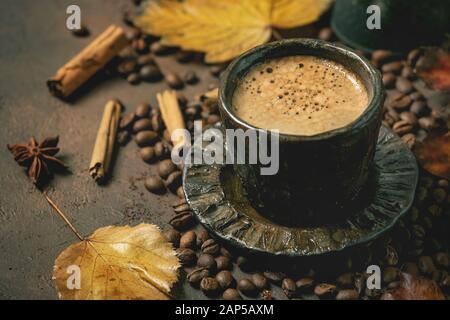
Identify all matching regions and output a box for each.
[136,54,155,66]
[365,288,382,299]
[407,48,422,65]
[180,231,197,249]
[158,159,177,179]
[119,46,138,60]
[196,230,210,246]
[372,50,394,65]
[216,270,235,289]
[393,120,413,135]
[169,211,194,230]
[296,277,314,292]
[176,186,185,199]
[150,41,172,55]
[401,133,416,149]
[418,256,436,274]
[437,179,449,189]
[385,245,399,266]
[237,279,257,296]
[336,273,354,288]
[354,275,366,295]
[435,252,450,268]
[172,197,187,208]
[223,288,242,300]
[388,94,412,111]
[135,103,151,118]
[383,267,399,283]
[427,204,443,217]
[318,27,333,41]
[118,60,137,75]
[176,248,196,266]
[134,38,149,54]
[207,114,220,125]
[336,289,359,300]
[201,239,220,255]
[135,130,158,147]
[432,188,447,203]
[200,277,220,296]
[418,116,437,131]
[251,273,269,290]
[220,247,232,259]
[410,101,428,117]
[210,64,227,77]
[151,114,164,132]
[173,203,190,214]
[440,274,450,288]
[399,111,418,126]
[175,50,195,63]
[181,71,198,85]
[263,271,285,285]
[175,92,188,108]
[187,268,210,286]
[381,61,403,74]
[236,256,253,272]
[409,91,424,101]
[282,278,297,299]
[314,283,337,298]
[382,73,396,88]
[165,72,184,89]
[396,77,413,94]
[117,131,131,146]
[140,147,155,163]
[412,224,426,238]
[165,171,182,193]
[215,256,231,271]
[119,113,136,131]
[153,141,168,158]
[127,73,140,85]
[140,65,162,82]
[144,176,166,194]
[197,254,217,270]
[133,118,153,133]
[401,66,416,80]
[164,229,181,247]
[384,109,400,126]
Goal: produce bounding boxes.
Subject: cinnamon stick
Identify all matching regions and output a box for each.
[89,100,121,183]
[47,25,128,98]
[157,90,187,148]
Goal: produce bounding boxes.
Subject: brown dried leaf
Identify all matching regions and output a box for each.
[135,0,331,63]
[414,132,450,179]
[381,273,445,300]
[415,46,450,91]
[53,223,180,300]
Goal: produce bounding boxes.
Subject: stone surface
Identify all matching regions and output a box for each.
[0,0,215,299]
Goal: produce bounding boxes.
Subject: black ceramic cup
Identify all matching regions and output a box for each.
[218,39,384,226]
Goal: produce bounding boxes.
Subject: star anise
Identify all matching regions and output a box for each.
[7,136,67,187]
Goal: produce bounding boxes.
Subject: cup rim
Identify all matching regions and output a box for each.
[218,38,384,141]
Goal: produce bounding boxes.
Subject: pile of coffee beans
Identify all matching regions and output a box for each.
[371,49,448,148]
[161,171,449,300]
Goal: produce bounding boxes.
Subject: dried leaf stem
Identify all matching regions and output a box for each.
[44,193,84,241]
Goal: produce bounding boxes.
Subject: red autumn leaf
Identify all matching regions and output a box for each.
[415,46,450,91]
[414,132,450,179]
[381,273,445,300]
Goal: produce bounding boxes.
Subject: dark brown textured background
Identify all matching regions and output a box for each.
[0,0,215,299]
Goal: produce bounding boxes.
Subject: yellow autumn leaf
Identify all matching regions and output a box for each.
[135,0,332,63]
[53,223,180,300]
